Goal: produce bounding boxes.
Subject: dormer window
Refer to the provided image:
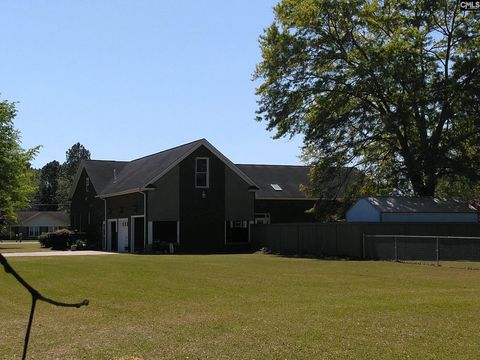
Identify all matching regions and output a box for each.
[195,157,209,188]
[271,183,282,191]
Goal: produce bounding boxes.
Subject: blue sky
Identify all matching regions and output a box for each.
[1,1,304,169]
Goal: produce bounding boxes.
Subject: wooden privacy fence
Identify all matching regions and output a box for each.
[251,222,480,260]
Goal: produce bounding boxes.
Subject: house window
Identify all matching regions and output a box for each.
[86,177,90,192]
[195,157,209,188]
[255,213,271,224]
[232,220,247,228]
[28,226,40,237]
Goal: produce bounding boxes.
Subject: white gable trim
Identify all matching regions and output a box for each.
[144,139,258,189]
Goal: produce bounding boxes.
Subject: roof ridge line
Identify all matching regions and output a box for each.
[236,163,308,167]
[86,159,129,163]
[126,138,205,163]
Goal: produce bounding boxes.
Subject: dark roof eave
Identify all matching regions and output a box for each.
[98,187,155,199]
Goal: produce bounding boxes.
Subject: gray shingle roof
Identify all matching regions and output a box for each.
[72,139,257,197]
[236,164,310,199]
[14,211,70,225]
[99,139,203,195]
[365,197,477,213]
[74,139,348,200]
[84,160,128,193]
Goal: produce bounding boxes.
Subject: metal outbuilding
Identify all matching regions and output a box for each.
[346,197,479,223]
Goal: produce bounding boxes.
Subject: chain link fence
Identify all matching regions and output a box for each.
[251,223,480,261]
[363,234,480,263]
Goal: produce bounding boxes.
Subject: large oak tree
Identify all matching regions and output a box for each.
[254,0,480,197]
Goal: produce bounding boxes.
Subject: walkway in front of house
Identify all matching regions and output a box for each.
[2,250,119,258]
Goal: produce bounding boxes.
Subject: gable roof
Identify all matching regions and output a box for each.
[236,164,311,199]
[85,160,128,193]
[363,197,478,214]
[69,160,128,199]
[15,211,39,224]
[70,139,258,198]
[99,139,202,196]
[14,211,70,226]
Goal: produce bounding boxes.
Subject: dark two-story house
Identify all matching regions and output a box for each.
[69,139,317,252]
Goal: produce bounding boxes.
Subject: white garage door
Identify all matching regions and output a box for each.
[118,218,129,253]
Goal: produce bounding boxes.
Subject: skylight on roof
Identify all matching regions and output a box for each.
[271,183,282,191]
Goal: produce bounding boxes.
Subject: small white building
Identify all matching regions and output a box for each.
[346,197,479,223]
[10,211,70,238]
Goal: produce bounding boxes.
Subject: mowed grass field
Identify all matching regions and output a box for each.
[0,242,50,253]
[1,254,480,359]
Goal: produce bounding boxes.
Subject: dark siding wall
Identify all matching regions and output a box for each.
[148,166,179,221]
[106,193,144,220]
[70,169,104,243]
[179,146,226,249]
[225,167,254,220]
[255,199,316,223]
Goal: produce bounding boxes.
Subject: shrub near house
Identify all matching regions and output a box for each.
[38,229,87,250]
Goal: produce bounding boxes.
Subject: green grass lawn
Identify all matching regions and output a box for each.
[1,254,479,359]
[0,242,51,253]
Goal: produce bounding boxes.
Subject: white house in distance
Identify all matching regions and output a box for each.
[346,197,479,223]
[9,211,70,239]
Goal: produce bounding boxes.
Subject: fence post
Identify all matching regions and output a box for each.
[394,236,398,262]
[436,237,439,266]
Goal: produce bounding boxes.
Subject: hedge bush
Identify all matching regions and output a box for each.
[38,229,87,250]
[38,232,51,247]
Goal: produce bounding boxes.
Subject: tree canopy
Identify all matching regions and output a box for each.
[63,143,91,180]
[254,0,480,197]
[32,143,91,210]
[0,99,39,222]
[35,160,61,211]
[56,143,91,209]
